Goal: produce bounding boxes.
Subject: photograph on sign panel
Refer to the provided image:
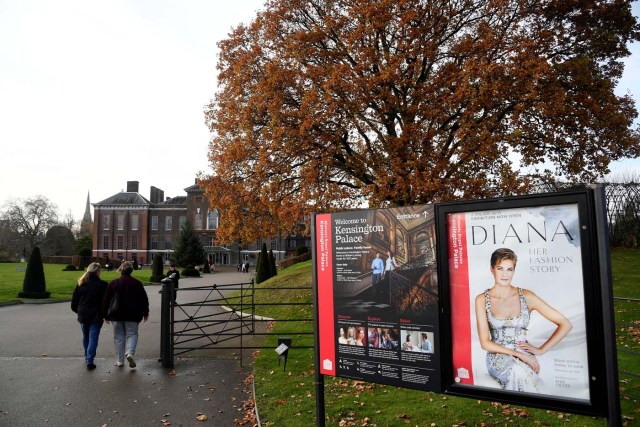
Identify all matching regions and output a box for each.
[447,203,590,402]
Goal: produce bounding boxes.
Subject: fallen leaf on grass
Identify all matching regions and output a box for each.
[196,413,208,421]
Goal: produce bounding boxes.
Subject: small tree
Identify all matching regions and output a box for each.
[149,254,164,283]
[19,247,50,298]
[268,249,277,277]
[255,243,271,284]
[173,223,206,268]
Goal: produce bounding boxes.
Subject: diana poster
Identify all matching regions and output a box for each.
[314,205,441,392]
[446,202,591,402]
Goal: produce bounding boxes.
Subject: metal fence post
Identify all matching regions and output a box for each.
[160,281,174,369]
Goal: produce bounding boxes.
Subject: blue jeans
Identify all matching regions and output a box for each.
[80,322,103,364]
[111,321,140,364]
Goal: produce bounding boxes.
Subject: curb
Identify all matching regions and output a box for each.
[253,374,262,427]
[0,299,70,307]
[219,305,274,321]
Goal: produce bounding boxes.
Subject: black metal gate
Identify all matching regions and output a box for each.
[159,281,255,368]
[159,280,314,368]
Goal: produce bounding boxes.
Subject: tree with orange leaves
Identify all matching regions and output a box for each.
[202,0,640,243]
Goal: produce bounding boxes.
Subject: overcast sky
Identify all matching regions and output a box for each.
[1,0,639,222]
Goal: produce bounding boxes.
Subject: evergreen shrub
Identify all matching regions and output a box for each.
[182,265,200,277]
[255,243,271,284]
[19,247,50,299]
[149,254,165,282]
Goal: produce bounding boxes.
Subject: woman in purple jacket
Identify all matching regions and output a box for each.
[103,261,149,368]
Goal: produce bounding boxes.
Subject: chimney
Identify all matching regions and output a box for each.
[127,181,139,193]
[150,186,164,204]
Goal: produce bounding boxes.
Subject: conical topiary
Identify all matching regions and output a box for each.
[18,247,50,299]
[268,249,277,277]
[149,254,165,283]
[255,243,271,284]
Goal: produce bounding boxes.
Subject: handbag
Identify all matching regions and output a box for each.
[107,289,121,318]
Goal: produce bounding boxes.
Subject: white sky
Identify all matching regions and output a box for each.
[1,1,639,222]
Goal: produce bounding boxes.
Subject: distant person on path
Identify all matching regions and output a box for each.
[71,262,107,371]
[103,261,149,368]
[167,263,180,302]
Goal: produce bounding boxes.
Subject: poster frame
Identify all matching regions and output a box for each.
[434,189,614,418]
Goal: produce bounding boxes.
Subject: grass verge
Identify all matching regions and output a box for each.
[0,263,154,303]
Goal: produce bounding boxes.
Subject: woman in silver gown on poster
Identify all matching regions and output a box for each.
[475,248,572,392]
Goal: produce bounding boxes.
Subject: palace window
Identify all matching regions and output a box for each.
[207,210,219,230]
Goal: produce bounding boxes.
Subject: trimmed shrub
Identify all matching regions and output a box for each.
[63,264,77,271]
[268,249,277,277]
[182,265,200,277]
[19,247,50,299]
[295,245,309,256]
[203,257,211,274]
[255,243,271,284]
[149,254,165,283]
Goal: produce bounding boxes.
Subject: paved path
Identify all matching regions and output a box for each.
[0,270,258,426]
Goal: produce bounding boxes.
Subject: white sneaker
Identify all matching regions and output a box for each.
[126,354,136,368]
[114,362,124,367]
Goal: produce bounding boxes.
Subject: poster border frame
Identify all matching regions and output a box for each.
[434,189,610,418]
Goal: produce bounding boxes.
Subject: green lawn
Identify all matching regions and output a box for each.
[251,250,640,426]
[0,263,152,303]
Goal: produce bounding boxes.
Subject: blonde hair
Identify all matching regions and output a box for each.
[118,261,134,275]
[78,262,101,286]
